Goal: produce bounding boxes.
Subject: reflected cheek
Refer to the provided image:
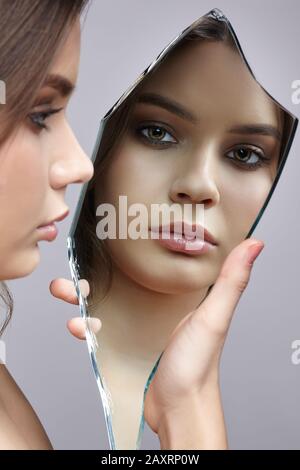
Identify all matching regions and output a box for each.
[222,176,273,247]
[98,151,166,208]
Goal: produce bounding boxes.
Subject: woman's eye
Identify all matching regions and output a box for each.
[137,125,177,145]
[28,108,63,131]
[226,146,270,170]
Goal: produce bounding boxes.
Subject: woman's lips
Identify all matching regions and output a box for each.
[36,209,69,242]
[36,223,58,242]
[149,222,218,255]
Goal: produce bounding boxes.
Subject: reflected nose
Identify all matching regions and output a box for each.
[169,151,220,208]
[50,124,94,190]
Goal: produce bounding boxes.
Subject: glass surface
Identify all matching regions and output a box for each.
[67,8,298,450]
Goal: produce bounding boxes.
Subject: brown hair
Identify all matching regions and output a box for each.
[74,14,294,306]
[0,0,90,336]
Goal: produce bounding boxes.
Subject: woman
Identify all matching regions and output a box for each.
[0,2,268,450]
[59,12,292,449]
[0,0,95,449]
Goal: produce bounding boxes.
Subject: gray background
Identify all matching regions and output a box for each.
[3,0,300,450]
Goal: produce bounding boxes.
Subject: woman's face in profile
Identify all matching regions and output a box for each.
[94,39,283,295]
[0,19,93,281]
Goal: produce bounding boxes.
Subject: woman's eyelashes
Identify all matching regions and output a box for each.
[28,107,63,131]
[135,122,178,147]
[225,145,271,171]
[134,122,272,171]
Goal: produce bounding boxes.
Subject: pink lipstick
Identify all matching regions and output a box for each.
[149,222,218,256]
[37,209,69,242]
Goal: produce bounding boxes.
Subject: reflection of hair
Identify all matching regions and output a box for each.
[0,0,89,337]
[75,15,292,305]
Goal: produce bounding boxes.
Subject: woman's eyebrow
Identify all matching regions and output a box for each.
[228,124,282,141]
[136,93,282,142]
[137,93,198,123]
[42,74,75,97]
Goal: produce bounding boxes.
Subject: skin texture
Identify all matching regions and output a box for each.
[0,18,93,450]
[94,41,281,298]
[0,367,52,450]
[0,19,93,281]
[65,41,281,448]
[87,41,282,369]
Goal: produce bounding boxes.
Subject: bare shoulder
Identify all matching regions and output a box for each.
[0,365,53,450]
[0,404,31,450]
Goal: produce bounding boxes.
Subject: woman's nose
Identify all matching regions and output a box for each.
[49,124,94,190]
[169,150,220,208]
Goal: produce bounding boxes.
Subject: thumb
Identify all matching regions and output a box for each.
[193,238,264,336]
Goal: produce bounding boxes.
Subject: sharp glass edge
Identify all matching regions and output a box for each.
[67,237,116,450]
[103,8,227,122]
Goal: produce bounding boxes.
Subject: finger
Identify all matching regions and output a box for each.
[49,278,90,305]
[67,317,102,340]
[194,238,264,335]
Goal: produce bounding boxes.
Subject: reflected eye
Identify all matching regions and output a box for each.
[137,124,177,146]
[226,146,270,170]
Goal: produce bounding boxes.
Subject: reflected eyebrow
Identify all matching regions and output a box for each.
[228,124,282,141]
[137,93,198,123]
[43,74,75,97]
[137,93,282,142]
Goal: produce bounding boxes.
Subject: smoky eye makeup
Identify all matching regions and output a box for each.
[32,89,61,107]
[222,124,280,170]
[128,108,183,149]
[223,144,272,171]
[223,132,280,168]
[127,104,280,171]
[134,120,179,147]
[28,99,64,132]
[27,91,67,132]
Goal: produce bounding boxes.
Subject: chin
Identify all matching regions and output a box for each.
[110,243,220,294]
[144,277,213,295]
[2,246,41,280]
[127,264,217,295]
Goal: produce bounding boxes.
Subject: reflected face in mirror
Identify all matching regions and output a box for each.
[71,12,297,451]
[93,40,283,296]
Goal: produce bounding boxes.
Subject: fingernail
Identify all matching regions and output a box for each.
[247,242,264,265]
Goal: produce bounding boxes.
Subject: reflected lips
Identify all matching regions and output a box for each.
[149,222,218,255]
[37,209,69,242]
